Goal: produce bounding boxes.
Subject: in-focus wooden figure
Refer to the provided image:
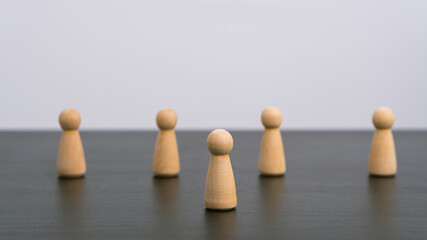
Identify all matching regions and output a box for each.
[258,107,286,176]
[152,108,180,177]
[368,107,397,177]
[204,129,237,211]
[57,109,86,178]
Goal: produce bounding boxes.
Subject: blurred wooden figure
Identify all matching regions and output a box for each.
[57,109,86,178]
[205,129,237,211]
[258,107,286,176]
[368,107,397,177]
[152,108,180,177]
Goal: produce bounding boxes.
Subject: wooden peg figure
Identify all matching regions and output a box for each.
[204,129,237,211]
[57,109,86,178]
[152,108,180,177]
[258,107,286,176]
[368,107,397,177]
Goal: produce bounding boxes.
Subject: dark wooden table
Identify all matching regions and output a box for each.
[1,131,426,239]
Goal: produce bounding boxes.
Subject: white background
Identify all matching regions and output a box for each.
[1,0,426,130]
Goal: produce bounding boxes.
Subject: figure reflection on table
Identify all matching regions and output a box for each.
[367,177,397,238]
[258,176,286,214]
[152,176,180,215]
[56,177,86,223]
[369,177,396,212]
[204,209,236,240]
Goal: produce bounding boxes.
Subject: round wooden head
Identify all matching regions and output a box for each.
[207,129,233,155]
[59,109,81,130]
[261,107,282,128]
[372,107,394,129]
[156,108,177,130]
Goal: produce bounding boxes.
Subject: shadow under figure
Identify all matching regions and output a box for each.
[204,209,236,240]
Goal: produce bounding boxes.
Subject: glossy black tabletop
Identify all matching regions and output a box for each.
[1,131,426,239]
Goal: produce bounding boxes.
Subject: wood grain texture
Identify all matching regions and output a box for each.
[152,130,180,177]
[259,128,286,176]
[204,129,237,210]
[1,131,427,240]
[368,107,397,177]
[258,107,286,176]
[57,109,86,178]
[152,109,180,177]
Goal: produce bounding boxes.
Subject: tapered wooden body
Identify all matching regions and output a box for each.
[204,154,237,210]
[368,129,397,176]
[57,130,86,178]
[259,128,286,176]
[152,129,180,177]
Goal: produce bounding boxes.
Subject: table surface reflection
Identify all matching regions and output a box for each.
[1,131,426,240]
